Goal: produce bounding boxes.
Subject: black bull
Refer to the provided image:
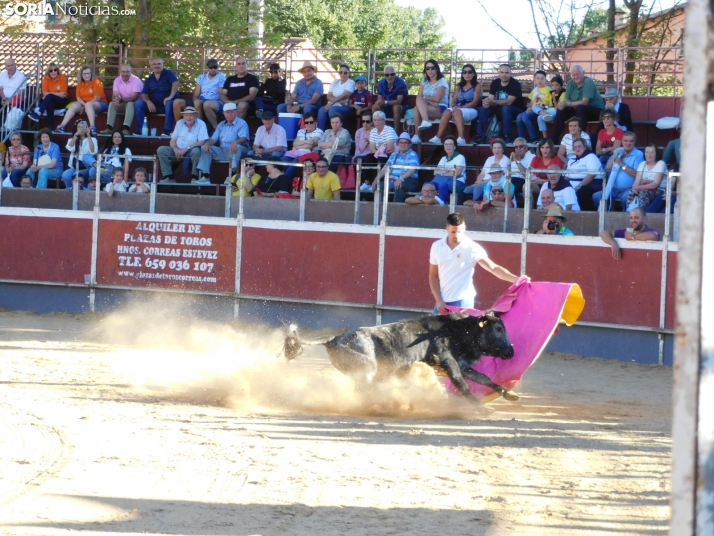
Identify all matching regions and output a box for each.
[283,311,520,402]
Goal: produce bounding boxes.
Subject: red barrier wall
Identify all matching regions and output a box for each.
[240,228,380,304]
[0,215,92,283]
[526,242,663,327]
[0,211,676,330]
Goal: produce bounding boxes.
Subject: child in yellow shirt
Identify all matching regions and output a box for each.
[516,70,556,143]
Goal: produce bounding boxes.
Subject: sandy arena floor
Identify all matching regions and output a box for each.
[0,308,672,535]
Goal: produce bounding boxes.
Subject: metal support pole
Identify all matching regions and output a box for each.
[149,155,157,214]
[381,166,390,224]
[224,179,232,218]
[503,167,512,234]
[72,179,80,210]
[598,174,607,233]
[657,171,674,366]
[520,169,531,276]
[449,172,457,213]
[299,166,307,222]
[234,159,246,319]
[376,166,390,326]
[354,159,361,225]
[373,164,381,226]
[94,153,102,209]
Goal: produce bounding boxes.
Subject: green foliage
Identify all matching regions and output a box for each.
[60,0,258,48]
[263,0,452,53]
[582,6,611,33]
[262,0,453,92]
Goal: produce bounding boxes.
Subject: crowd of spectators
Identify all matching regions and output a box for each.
[0,55,677,220]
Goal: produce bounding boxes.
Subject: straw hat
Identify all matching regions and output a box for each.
[542,206,568,222]
[299,61,316,73]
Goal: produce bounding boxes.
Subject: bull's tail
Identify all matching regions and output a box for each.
[282,324,333,361]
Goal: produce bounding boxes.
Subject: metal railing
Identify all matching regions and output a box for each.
[0,40,685,105]
[0,60,41,145]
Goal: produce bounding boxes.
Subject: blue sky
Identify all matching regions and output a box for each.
[395,0,682,50]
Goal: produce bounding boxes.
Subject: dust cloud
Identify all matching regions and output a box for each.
[91,299,480,420]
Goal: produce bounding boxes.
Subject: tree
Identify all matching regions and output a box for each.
[263,0,453,53]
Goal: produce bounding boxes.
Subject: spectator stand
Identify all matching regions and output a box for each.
[4,41,684,198]
[368,48,454,132]
[0,60,41,145]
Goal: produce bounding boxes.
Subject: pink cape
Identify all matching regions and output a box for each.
[444,277,585,401]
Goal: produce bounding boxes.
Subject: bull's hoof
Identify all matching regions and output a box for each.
[502,391,520,402]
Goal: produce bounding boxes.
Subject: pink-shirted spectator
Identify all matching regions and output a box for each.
[250,111,287,158]
[104,64,143,135]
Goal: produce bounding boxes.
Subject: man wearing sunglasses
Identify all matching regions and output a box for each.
[405,184,443,206]
[255,63,286,118]
[508,137,535,194]
[103,64,143,135]
[171,59,227,131]
[373,131,420,200]
[372,65,408,134]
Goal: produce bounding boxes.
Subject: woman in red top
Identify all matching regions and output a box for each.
[55,65,107,137]
[596,108,623,166]
[528,138,564,202]
[29,63,69,131]
[2,131,31,186]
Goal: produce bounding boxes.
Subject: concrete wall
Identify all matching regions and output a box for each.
[1,189,668,238]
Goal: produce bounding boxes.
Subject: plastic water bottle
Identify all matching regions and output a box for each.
[141,118,149,137]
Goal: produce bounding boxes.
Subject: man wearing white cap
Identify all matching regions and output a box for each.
[277,61,324,116]
[196,102,249,184]
[157,106,209,183]
[370,132,420,201]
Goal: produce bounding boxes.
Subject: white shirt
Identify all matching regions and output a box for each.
[429,235,489,302]
[637,160,668,190]
[561,132,592,159]
[0,69,26,99]
[105,181,128,193]
[102,146,133,168]
[66,136,98,169]
[482,154,510,175]
[328,78,355,106]
[538,182,580,210]
[510,150,535,178]
[437,153,467,182]
[566,153,602,183]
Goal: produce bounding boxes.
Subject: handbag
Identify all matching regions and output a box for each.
[337,164,356,189]
[484,114,502,142]
[322,136,340,164]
